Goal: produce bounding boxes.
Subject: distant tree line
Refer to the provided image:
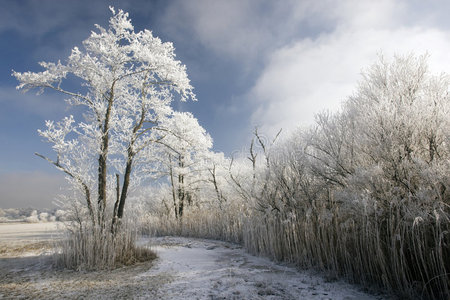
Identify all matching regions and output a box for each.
[0,207,68,223]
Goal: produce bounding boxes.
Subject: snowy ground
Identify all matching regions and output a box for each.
[0,222,62,257]
[0,222,391,299]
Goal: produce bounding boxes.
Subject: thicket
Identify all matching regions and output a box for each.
[146,55,449,299]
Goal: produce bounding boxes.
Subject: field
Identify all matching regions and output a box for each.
[0,222,389,299]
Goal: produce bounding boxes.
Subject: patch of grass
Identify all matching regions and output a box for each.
[0,241,53,256]
[119,246,157,266]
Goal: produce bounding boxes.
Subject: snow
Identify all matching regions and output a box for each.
[144,237,385,300]
[0,222,61,257]
[0,222,61,242]
[0,223,390,299]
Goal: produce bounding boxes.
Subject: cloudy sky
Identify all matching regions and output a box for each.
[1,0,450,208]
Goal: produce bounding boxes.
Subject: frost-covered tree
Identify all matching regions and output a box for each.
[204,151,230,208]
[146,54,449,298]
[154,111,213,218]
[13,7,196,231]
[254,54,450,299]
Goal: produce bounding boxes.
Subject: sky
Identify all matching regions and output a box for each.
[1,0,450,208]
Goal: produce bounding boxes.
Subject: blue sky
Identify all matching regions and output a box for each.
[2,0,450,208]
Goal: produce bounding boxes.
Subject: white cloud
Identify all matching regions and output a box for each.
[248,1,450,136]
[329,0,405,29]
[161,0,450,139]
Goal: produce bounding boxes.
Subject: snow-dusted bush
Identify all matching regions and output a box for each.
[39,212,49,222]
[0,208,64,223]
[54,209,68,221]
[3,208,21,220]
[25,210,40,223]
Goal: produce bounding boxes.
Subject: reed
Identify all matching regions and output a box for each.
[55,219,156,271]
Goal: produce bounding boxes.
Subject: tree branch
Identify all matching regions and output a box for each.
[35,152,95,226]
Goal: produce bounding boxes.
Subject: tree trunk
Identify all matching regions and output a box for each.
[210,164,225,208]
[169,158,178,219]
[111,173,120,232]
[98,85,115,227]
[35,152,96,227]
[97,150,107,226]
[178,186,184,218]
[177,155,185,218]
[116,148,134,221]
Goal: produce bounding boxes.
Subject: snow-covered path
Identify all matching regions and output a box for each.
[144,237,385,300]
[0,223,389,299]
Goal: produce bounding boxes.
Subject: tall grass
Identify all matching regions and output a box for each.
[240,204,449,299]
[144,206,244,244]
[55,219,156,271]
[147,195,448,299]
